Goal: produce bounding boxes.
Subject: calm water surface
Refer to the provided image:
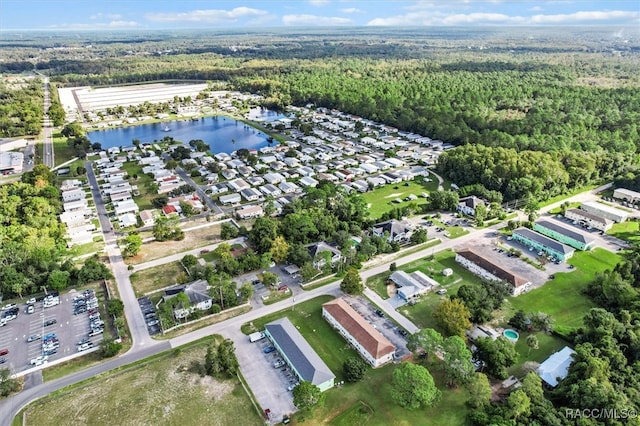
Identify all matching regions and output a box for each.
[87,116,272,153]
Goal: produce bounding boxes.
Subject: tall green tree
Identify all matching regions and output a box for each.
[293,381,324,411]
[341,267,364,295]
[390,363,441,409]
[432,298,472,338]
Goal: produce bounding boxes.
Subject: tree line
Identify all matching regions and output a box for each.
[0,165,112,299]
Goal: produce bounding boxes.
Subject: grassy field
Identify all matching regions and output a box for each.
[304,360,468,426]
[367,249,480,300]
[366,249,476,335]
[241,295,357,377]
[537,184,601,208]
[52,135,78,166]
[505,248,620,335]
[19,338,262,426]
[128,224,222,265]
[130,261,187,296]
[362,175,439,219]
[607,220,640,245]
[431,219,469,239]
[508,331,570,377]
[243,296,468,425]
[262,289,293,305]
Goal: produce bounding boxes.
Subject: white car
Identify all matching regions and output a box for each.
[30,355,49,366]
[77,342,94,352]
[26,298,36,305]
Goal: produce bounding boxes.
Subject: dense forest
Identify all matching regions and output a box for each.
[0,79,43,137]
[0,166,111,298]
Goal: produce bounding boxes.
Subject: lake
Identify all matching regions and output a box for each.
[87,116,272,153]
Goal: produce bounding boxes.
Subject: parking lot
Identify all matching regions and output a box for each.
[0,289,104,373]
[137,297,161,336]
[341,295,411,361]
[234,332,296,425]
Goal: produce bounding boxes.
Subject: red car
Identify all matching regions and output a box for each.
[278,285,288,292]
[264,409,271,419]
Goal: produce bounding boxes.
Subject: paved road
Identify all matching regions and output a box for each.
[175,166,224,215]
[86,162,157,348]
[0,183,614,424]
[41,77,54,168]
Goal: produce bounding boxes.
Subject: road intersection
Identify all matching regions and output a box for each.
[0,172,616,424]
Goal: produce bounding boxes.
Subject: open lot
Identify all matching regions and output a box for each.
[607,220,640,245]
[505,248,620,336]
[362,175,438,219]
[508,331,570,377]
[305,360,469,426]
[18,336,262,426]
[127,223,222,264]
[130,261,187,297]
[0,287,104,374]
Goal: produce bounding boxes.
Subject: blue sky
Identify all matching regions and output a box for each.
[1,1,638,31]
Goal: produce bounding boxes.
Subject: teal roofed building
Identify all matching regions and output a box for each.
[533,220,595,251]
[512,227,575,262]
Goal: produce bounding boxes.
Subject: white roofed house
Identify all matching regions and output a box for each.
[307,242,343,269]
[236,205,264,220]
[537,346,576,388]
[388,270,438,302]
[299,176,319,188]
[457,196,486,216]
[62,188,85,203]
[114,199,139,216]
[163,280,213,320]
[372,219,414,243]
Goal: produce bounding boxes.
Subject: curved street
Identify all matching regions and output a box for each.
[0,181,615,424]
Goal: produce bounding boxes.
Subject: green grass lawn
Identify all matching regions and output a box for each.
[506,248,621,336]
[52,136,78,166]
[68,239,104,258]
[537,184,601,208]
[362,175,438,219]
[431,219,469,239]
[507,331,570,377]
[242,295,357,377]
[367,250,481,331]
[129,261,187,296]
[19,337,262,426]
[303,360,468,426]
[607,220,640,245]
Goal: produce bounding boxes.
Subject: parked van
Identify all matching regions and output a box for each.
[249,331,266,343]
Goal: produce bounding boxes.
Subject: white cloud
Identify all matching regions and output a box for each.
[340,7,362,14]
[368,9,640,26]
[529,10,640,24]
[309,0,330,5]
[145,7,267,24]
[528,6,544,12]
[282,14,352,26]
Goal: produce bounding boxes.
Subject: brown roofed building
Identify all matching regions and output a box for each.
[322,298,395,367]
[455,248,531,296]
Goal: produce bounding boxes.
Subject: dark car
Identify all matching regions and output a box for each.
[398,329,408,337]
[263,346,275,354]
[374,309,385,318]
[44,319,57,327]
